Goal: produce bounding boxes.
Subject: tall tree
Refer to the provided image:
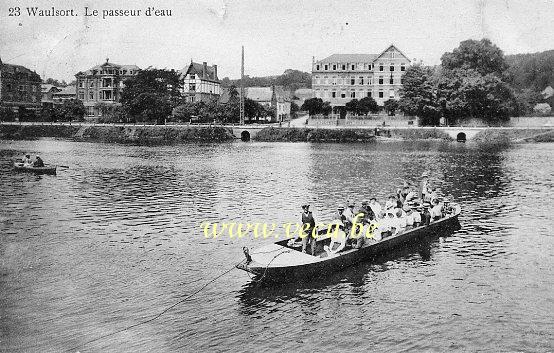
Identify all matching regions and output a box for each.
[345,99,359,115]
[358,96,379,115]
[301,98,324,116]
[398,65,441,125]
[383,99,399,116]
[441,38,507,76]
[120,68,183,123]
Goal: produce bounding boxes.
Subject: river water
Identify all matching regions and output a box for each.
[0,139,552,352]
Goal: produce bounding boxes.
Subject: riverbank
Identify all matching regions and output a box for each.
[1,123,552,144]
[254,127,377,142]
[0,124,235,144]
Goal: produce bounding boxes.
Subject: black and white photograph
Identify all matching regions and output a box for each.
[0,0,553,352]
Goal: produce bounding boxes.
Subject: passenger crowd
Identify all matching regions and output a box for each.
[294,175,458,256]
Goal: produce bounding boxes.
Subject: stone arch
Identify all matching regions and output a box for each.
[456,132,467,142]
[240,130,251,142]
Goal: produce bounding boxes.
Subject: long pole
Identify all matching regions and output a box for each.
[240,46,245,125]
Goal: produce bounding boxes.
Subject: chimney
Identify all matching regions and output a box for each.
[213,64,218,80]
[203,62,207,79]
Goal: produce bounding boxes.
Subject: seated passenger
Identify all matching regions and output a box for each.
[384,196,396,212]
[422,203,432,225]
[369,197,382,216]
[412,206,422,227]
[324,225,347,257]
[405,187,418,203]
[430,199,443,221]
[405,206,415,228]
[22,154,32,167]
[396,209,407,231]
[33,156,45,168]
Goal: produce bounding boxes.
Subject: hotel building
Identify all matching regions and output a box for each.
[312,44,410,115]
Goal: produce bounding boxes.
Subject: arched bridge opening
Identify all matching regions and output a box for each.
[456,132,467,142]
[240,130,251,142]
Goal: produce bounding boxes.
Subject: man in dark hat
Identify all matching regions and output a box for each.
[33,156,45,167]
[301,204,316,255]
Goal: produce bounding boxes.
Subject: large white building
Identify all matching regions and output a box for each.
[312,44,410,116]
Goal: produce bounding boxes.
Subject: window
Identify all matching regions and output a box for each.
[89,81,94,88]
[390,65,394,71]
[390,78,394,84]
[341,92,346,98]
[78,92,84,100]
[342,64,346,70]
[350,78,355,85]
[89,91,94,100]
[368,78,373,85]
[379,64,384,71]
[333,65,336,70]
[316,65,320,70]
[189,83,196,91]
[351,64,355,70]
[359,76,364,85]
[379,77,383,85]
[401,64,406,71]
[367,91,372,97]
[378,91,384,98]
[391,52,396,58]
[331,92,336,98]
[190,74,195,80]
[351,91,355,98]
[78,81,84,88]
[324,65,328,70]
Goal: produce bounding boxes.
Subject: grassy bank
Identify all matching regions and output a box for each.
[0,124,235,144]
[254,127,377,142]
[473,129,554,146]
[383,128,453,140]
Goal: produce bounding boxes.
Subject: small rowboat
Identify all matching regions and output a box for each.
[13,162,57,175]
[237,206,461,283]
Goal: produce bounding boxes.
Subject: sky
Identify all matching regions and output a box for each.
[1,0,553,81]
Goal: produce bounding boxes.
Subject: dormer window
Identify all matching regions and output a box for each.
[190,74,195,80]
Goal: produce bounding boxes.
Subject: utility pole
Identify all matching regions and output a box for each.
[239,46,245,125]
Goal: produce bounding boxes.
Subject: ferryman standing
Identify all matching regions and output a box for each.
[301,204,316,255]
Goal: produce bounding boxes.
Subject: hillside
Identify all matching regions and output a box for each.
[221,69,311,91]
[505,50,554,91]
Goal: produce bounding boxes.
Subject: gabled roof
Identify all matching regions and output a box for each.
[0,62,41,80]
[180,61,219,82]
[317,54,378,64]
[41,84,61,93]
[294,88,314,98]
[246,87,272,101]
[53,86,76,96]
[316,45,411,65]
[374,44,411,62]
